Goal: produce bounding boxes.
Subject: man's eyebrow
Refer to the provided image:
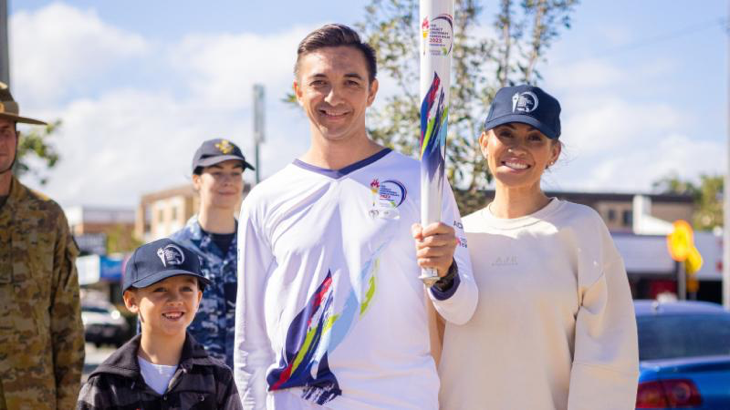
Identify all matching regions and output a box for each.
[307,73,364,80]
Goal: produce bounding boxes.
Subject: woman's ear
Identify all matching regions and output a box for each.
[550,140,562,166]
[478,131,490,159]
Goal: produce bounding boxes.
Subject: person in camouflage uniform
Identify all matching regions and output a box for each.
[170,138,254,369]
[0,82,85,409]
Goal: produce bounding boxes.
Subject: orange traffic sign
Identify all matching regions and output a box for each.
[667,220,693,262]
[685,246,703,275]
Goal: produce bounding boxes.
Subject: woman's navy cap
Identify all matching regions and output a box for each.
[484,85,561,139]
[192,138,255,173]
[122,238,210,292]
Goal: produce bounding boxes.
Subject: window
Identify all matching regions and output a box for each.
[607,209,616,222]
[622,210,632,226]
[637,314,730,360]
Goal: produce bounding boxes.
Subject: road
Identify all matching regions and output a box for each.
[82,343,116,382]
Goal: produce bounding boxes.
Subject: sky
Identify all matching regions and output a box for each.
[7,0,728,208]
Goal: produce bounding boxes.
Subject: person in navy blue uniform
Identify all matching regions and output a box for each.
[171,138,254,368]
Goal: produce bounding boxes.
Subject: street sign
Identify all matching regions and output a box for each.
[667,220,694,261]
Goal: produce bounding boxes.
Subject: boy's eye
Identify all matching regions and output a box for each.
[153,287,165,293]
[181,286,194,292]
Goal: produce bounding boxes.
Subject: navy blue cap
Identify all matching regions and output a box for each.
[192,138,255,173]
[122,238,210,292]
[484,85,561,139]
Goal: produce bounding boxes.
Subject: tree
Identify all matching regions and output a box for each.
[106,223,142,255]
[357,0,578,209]
[12,120,62,185]
[653,173,723,231]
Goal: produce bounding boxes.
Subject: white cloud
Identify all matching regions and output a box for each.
[560,96,680,156]
[10,2,148,105]
[541,56,724,193]
[547,59,623,89]
[12,4,315,207]
[24,87,311,207]
[170,27,315,108]
[550,133,724,192]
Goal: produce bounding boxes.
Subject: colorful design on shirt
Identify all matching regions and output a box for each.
[267,271,341,404]
[370,178,380,193]
[267,243,387,405]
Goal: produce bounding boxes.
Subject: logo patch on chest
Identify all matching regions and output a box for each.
[369,178,407,219]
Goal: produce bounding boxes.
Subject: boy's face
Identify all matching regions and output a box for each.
[123,275,203,338]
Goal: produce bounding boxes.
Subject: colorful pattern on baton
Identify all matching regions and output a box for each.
[420,72,448,183]
[419,2,453,287]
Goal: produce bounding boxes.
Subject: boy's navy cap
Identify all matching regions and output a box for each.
[192,138,255,173]
[484,85,561,139]
[122,238,210,292]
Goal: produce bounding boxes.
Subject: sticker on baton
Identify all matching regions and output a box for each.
[418,0,454,287]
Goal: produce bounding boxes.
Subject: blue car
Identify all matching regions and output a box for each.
[635,300,730,409]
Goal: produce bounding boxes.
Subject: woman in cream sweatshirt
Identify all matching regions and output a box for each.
[438,85,639,410]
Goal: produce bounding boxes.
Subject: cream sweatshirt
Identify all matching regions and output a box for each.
[439,199,639,410]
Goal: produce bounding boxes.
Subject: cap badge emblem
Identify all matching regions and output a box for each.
[216,139,234,154]
[512,91,539,113]
[157,244,186,267]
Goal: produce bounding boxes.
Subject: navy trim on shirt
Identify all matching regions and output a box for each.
[429,266,461,301]
[293,148,392,179]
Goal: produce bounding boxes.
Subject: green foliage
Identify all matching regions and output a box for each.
[106,224,142,255]
[13,120,62,185]
[358,0,578,196]
[653,173,723,231]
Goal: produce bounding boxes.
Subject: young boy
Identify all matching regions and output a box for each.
[77,238,242,409]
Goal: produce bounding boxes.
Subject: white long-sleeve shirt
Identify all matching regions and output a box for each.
[235,149,477,409]
[439,199,639,410]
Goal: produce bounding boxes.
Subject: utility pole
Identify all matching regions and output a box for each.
[0,0,9,85]
[252,84,265,184]
[722,0,730,310]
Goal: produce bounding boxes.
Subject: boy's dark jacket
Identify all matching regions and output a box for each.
[77,332,242,409]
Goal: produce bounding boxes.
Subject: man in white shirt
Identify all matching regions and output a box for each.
[234,24,477,409]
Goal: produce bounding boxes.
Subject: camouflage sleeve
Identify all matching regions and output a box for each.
[51,211,86,408]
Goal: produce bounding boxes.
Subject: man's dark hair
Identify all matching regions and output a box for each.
[295,24,377,84]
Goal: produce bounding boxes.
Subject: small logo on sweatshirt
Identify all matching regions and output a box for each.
[492,256,518,267]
